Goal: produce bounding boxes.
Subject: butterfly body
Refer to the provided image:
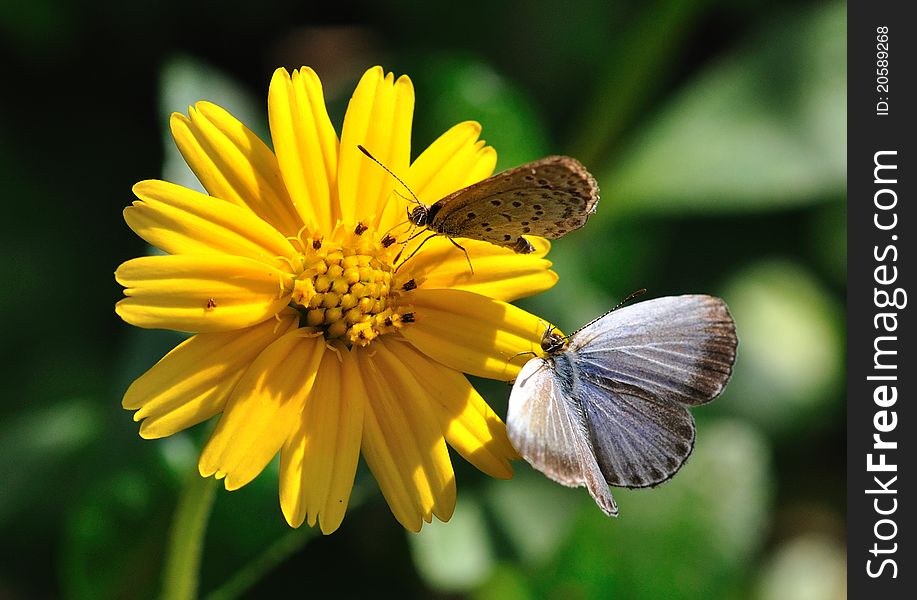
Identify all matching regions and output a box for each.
[508,295,737,516]
[407,156,599,253]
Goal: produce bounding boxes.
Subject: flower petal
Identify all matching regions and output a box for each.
[124,180,297,270]
[356,345,456,532]
[399,288,547,380]
[377,339,518,478]
[199,332,325,490]
[268,67,340,232]
[170,102,303,237]
[406,235,557,301]
[408,121,497,202]
[279,342,364,534]
[338,67,414,226]
[124,312,300,438]
[115,255,293,332]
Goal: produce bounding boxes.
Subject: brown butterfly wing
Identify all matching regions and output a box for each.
[426,156,600,251]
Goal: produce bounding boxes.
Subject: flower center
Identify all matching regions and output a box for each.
[288,222,413,347]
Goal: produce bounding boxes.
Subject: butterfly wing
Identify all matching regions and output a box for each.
[428,156,600,251]
[560,294,736,488]
[507,357,618,516]
[572,373,697,488]
[569,295,737,407]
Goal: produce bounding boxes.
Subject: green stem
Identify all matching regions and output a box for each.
[202,528,316,600]
[201,483,368,600]
[162,470,218,600]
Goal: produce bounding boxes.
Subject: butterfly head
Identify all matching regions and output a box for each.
[540,324,568,355]
[407,204,430,227]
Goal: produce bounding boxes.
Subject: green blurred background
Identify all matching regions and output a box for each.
[1,0,846,598]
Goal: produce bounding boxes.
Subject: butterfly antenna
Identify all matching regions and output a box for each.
[613,288,647,312]
[391,188,414,204]
[357,145,422,206]
[569,289,648,338]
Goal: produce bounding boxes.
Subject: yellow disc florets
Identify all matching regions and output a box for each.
[288,222,414,347]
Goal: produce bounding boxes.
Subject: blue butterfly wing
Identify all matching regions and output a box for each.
[569,295,737,407]
[566,295,736,488]
[508,295,736,507]
[570,371,696,488]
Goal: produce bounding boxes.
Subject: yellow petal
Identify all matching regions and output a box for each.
[170,102,303,237]
[279,342,364,533]
[124,312,300,438]
[377,339,518,478]
[377,121,497,232]
[199,331,325,490]
[124,180,297,270]
[399,288,546,380]
[405,235,557,301]
[408,121,497,201]
[115,255,293,332]
[357,345,456,532]
[268,68,340,232]
[338,67,414,226]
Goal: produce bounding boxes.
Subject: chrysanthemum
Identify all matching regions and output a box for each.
[117,66,558,534]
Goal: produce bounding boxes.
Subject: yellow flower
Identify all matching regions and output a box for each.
[116,66,558,534]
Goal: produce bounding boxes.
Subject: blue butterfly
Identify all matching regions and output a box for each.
[508,295,738,516]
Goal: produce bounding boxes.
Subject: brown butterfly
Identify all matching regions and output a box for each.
[359,147,600,264]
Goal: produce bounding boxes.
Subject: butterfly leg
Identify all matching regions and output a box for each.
[382,217,412,240]
[448,238,475,275]
[393,224,435,263]
[506,350,539,370]
[395,233,440,272]
[512,236,536,254]
[393,224,418,263]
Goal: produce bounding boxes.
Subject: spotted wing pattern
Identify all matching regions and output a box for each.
[427,156,599,251]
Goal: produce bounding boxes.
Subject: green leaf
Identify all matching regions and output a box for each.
[474,563,534,600]
[718,260,843,434]
[806,202,847,284]
[530,419,772,600]
[482,466,581,566]
[408,494,495,592]
[601,2,845,216]
[756,534,847,600]
[60,470,164,600]
[0,398,104,524]
[414,55,550,170]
